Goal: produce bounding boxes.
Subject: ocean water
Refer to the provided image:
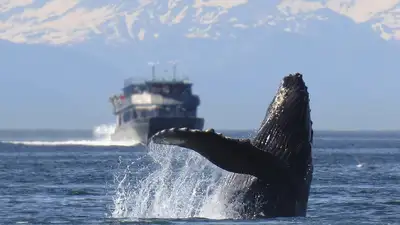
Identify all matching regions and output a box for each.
[0,126,399,225]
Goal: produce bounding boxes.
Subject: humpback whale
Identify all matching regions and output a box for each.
[149,73,314,219]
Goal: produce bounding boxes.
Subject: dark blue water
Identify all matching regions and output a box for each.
[0,129,399,224]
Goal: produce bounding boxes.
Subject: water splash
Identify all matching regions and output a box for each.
[111,143,236,220]
[93,124,119,140]
[3,124,139,146]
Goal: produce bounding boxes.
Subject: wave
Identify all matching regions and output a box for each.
[2,124,140,147]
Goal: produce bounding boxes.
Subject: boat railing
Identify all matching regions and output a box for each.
[112,98,186,114]
[124,77,147,87]
[114,103,196,118]
[124,76,191,87]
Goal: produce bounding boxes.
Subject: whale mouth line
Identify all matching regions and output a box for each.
[251,73,312,164]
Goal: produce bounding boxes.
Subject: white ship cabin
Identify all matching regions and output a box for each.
[109,79,200,126]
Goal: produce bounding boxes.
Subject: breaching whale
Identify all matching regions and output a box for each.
[149,73,314,219]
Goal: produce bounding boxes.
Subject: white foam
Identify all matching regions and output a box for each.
[3,124,140,147]
[6,139,136,147]
[110,143,236,220]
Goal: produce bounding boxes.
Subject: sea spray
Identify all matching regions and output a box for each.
[111,142,234,219]
[3,124,138,146]
[92,124,117,141]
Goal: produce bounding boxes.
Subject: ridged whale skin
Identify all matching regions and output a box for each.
[150,73,314,219]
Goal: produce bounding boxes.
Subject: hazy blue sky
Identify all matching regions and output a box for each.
[1,0,399,130]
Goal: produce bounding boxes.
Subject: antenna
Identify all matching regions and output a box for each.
[168,60,180,81]
[147,61,159,80]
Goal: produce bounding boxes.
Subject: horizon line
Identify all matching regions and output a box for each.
[1,128,400,132]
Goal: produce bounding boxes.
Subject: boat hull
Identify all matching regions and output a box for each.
[111,117,204,145]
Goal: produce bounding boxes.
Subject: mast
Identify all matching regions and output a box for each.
[152,65,155,80]
[148,61,159,81]
[173,63,177,81]
[169,60,179,81]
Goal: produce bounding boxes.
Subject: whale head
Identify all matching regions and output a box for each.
[252,73,313,170]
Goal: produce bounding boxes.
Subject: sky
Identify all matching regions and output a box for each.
[0,0,399,131]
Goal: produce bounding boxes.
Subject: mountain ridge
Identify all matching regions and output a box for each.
[1,0,399,45]
[0,0,399,130]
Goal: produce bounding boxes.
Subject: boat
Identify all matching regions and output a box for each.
[109,63,204,145]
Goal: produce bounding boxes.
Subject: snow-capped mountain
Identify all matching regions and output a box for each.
[0,0,399,130]
[1,0,399,45]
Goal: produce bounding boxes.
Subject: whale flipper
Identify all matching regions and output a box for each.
[150,128,291,183]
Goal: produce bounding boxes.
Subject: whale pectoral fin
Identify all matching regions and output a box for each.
[150,128,290,183]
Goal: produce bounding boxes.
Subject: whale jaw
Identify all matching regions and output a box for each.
[253,73,313,173]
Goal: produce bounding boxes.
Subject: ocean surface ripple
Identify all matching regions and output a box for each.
[0,128,399,224]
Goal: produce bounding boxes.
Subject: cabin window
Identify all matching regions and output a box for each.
[132,110,137,119]
[157,108,165,117]
[186,110,195,117]
[170,106,177,117]
[123,111,131,122]
[135,110,143,119]
[152,109,158,117]
[142,110,148,118]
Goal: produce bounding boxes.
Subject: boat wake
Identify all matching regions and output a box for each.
[3,124,140,147]
[110,143,240,220]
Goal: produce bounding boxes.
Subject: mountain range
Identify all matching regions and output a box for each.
[0,0,399,130]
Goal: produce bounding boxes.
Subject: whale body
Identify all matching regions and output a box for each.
[150,73,314,219]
